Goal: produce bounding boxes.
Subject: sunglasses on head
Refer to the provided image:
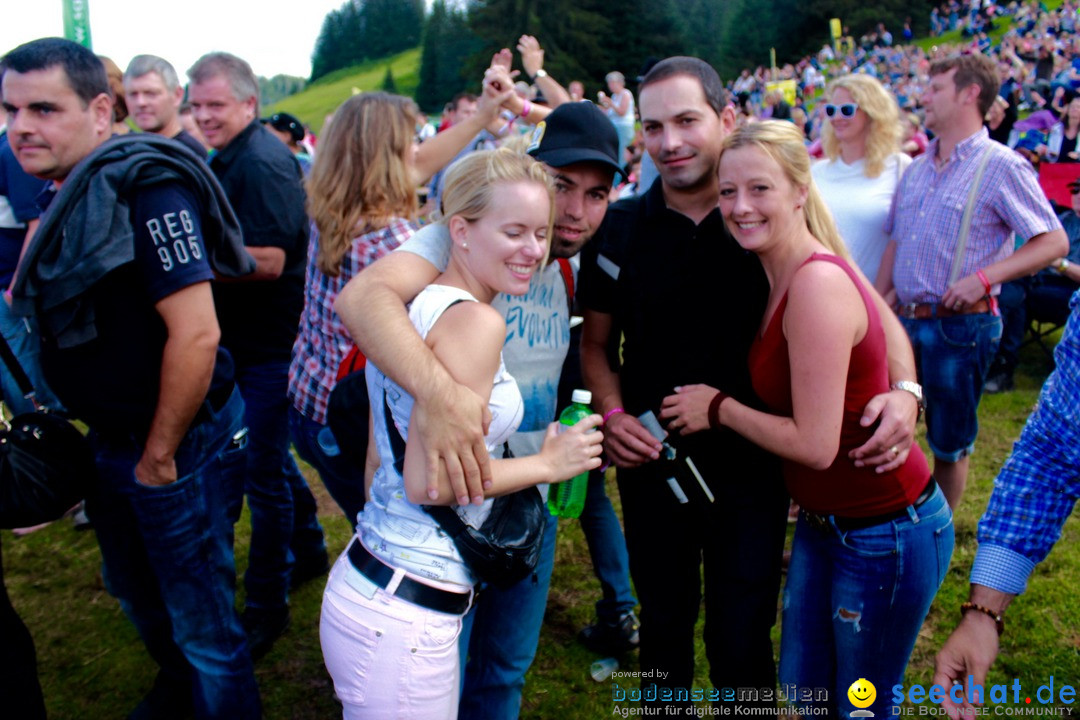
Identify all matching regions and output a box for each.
[825,103,859,118]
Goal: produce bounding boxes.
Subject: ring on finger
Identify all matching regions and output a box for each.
[890,445,900,457]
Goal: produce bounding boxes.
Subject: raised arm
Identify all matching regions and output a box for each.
[412,73,514,185]
[516,35,572,107]
[335,250,492,505]
[403,301,602,504]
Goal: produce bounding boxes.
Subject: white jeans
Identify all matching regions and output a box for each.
[320,551,464,719]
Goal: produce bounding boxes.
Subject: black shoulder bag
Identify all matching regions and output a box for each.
[381,394,545,589]
[0,331,95,529]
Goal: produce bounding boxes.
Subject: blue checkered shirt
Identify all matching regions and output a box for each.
[886,127,1061,304]
[971,290,1080,594]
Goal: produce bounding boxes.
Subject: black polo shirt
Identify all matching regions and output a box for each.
[578,179,775,472]
[210,120,307,366]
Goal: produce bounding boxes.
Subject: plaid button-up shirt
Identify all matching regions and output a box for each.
[971,291,1080,594]
[288,217,417,424]
[886,127,1061,304]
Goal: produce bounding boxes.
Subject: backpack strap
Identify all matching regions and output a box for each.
[556,257,574,314]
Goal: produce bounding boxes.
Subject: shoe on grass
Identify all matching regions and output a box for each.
[984,371,1014,394]
[578,610,640,655]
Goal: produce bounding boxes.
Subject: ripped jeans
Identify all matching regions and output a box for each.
[779,485,954,718]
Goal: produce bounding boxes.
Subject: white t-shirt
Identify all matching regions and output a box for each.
[812,152,911,282]
[397,223,575,484]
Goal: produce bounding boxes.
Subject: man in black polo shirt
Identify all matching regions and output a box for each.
[3,37,259,718]
[123,54,207,160]
[188,51,326,658]
[579,56,922,711]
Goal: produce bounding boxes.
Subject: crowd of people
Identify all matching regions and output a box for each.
[1,1,1079,717]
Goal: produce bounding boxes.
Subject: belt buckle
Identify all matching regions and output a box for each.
[802,509,831,534]
[898,302,918,318]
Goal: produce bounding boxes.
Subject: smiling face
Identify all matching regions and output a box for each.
[847,678,877,709]
[640,74,731,193]
[827,87,870,148]
[124,71,183,135]
[2,65,112,182]
[548,161,613,259]
[717,144,808,256]
[453,181,552,298]
[187,73,256,150]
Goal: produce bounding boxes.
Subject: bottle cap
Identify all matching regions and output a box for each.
[571,389,592,405]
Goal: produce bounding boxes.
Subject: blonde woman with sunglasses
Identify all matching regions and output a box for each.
[812,74,911,282]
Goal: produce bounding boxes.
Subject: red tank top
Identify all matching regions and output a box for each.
[748,253,929,517]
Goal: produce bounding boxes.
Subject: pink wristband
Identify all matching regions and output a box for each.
[976,269,992,294]
[520,100,532,118]
[602,407,624,426]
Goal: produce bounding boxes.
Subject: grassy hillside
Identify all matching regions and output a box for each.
[266,46,421,134]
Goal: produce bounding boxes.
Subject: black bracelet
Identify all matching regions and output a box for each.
[960,601,1004,636]
[708,391,728,431]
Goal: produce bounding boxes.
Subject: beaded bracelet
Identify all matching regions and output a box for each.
[960,601,1004,636]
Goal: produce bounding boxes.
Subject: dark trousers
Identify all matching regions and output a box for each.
[616,459,788,706]
[0,539,46,720]
[995,275,1078,373]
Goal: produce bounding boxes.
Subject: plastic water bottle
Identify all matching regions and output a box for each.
[548,389,592,519]
[590,657,619,682]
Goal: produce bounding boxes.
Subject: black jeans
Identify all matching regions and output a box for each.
[616,457,788,708]
[0,539,46,720]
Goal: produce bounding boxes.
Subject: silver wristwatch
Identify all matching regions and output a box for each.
[892,380,925,417]
[533,69,548,79]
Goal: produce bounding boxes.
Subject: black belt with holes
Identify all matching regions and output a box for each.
[802,476,938,533]
[346,539,473,615]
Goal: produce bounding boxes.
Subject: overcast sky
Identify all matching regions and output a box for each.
[1,0,350,80]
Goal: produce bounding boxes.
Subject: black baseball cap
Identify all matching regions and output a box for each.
[526,101,624,178]
[261,112,305,143]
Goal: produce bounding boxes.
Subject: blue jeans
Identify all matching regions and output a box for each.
[85,387,261,719]
[900,314,1002,461]
[234,361,326,611]
[779,485,954,718]
[289,405,366,529]
[457,510,558,720]
[580,469,636,623]
[0,301,61,415]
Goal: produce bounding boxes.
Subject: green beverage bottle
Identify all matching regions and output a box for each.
[548,389,593,519]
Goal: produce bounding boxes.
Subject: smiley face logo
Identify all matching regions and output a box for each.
[847,678,876,709]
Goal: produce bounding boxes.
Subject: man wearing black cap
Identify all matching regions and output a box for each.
[336,100,625,719]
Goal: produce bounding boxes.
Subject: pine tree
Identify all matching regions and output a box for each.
[381,67,398,93]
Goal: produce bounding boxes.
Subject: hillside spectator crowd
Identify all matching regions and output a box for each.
[1,0,1079,717]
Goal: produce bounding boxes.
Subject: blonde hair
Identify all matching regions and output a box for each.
[820,74,902,179]
[306,92,418,276]
[722,120,849,259]
[439,148,555,246]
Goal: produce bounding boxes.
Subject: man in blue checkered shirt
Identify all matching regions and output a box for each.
[931,289,1080,714]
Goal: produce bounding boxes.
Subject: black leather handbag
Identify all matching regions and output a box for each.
[0,332,94,529]
[380,394,545,589]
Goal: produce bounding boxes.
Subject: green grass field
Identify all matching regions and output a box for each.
[265,47,422,135]
[4,328,1077,719]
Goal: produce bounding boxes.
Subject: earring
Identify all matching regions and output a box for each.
[461,242,469,250]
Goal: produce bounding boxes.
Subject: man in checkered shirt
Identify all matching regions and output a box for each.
[877,52,1067,509]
